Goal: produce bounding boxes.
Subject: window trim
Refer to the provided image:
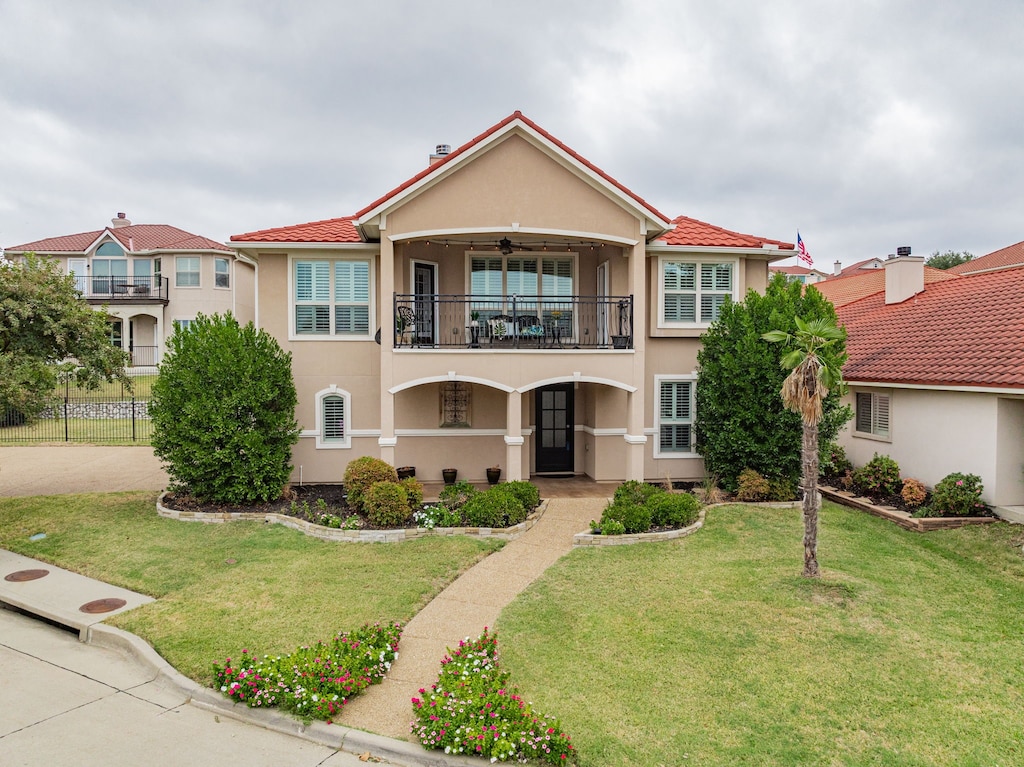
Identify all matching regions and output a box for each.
[657,255,739,329]
[175,256,201,288]
[853,390,892,442]
[315,385,352,449]
[288,254,375,341]
[654,374,698,458]
[214,257,231,289]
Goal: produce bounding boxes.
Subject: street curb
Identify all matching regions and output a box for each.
[85,623,485,767]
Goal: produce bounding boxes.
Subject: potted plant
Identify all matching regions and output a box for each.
[486,465,502,485]
[397,466,416,480]
[442,468,458,485]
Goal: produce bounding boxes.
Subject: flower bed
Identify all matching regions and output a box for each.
[411,628,575,764]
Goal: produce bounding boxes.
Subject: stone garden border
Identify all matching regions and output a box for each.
[156,492,548,543]
[820,486,996,532]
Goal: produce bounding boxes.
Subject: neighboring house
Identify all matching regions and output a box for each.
[947,239,1024,276]
[833,254,1024,522]
[230,111,795,485]
[829,256,885,279]
[814,261,960,307]
[769,264,829,285]
[4,214,255,367]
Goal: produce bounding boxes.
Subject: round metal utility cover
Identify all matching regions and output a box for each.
[79,598,128,614]
[4,569,50,582]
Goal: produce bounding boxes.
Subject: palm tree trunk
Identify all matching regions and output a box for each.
[801,420,821,578]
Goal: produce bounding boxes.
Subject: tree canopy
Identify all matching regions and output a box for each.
[0,253,129,420]
[926,250,974,270]
[149,312,300,503]
[695,274,850,491]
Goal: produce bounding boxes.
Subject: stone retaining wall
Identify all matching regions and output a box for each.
[156,493,546,543]
[820,486,996,531]
[40,401,150,420]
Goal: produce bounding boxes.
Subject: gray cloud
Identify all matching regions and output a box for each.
[2,0,1021,265]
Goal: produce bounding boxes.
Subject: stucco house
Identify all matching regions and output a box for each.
[831,254,1024,521]
[769,264,829,285]
[4,214,255,367]
[230,111,796,485]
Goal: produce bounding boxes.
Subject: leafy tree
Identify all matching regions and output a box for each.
[150,312,300,503]
[926,250,974,270]
[0,253,129,421]
[695,275,849,491]
[763,317,846,577]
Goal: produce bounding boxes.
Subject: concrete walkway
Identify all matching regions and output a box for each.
[0,445,168,496]
[339,497,604,739]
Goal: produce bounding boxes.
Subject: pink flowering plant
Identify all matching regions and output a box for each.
[920,472,989,517]
[212,621,401,722]
[411,628,575,764]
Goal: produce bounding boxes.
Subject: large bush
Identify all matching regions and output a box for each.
[696,274,850,491]
[150,313,299,503]
[928,472,986,517]
[363,481,411,528]
[852,453,902,498]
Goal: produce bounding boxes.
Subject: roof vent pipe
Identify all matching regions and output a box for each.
[429,144,451,165]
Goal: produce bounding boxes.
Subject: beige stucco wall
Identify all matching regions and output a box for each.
[165,254,238,324]
[839,387,1024,506]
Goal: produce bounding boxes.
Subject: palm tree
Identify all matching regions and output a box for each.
[763,317,846,578]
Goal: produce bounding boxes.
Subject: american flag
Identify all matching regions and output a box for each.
[796,232,812,267]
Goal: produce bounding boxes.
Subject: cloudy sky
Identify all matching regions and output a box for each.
[2,0,1021,267]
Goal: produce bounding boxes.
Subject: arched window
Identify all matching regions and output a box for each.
[315,386,351,448]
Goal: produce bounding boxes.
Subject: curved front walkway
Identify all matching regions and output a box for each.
[339,496,606,739]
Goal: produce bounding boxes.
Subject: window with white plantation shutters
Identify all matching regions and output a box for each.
[659,380,694,453]
[294,259,371,337]
[661,258,736,326]
[855,392,890,438]
[322,395,345,441]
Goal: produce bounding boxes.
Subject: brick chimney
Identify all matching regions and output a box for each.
[884,246,924,304]
[833,260,842,276]
[110,212,131,228]
[429,144,451,165]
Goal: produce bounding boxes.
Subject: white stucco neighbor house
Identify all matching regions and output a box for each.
[4,214,256,367]
[830,253,1024,522]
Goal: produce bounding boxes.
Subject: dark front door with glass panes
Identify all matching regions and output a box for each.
[535,384,574,474]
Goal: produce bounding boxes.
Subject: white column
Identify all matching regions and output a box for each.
[505,390,523,480]
[379,234,396,464]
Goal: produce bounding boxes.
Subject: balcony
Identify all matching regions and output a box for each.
[393,294,633,350]
[80,276,170,305]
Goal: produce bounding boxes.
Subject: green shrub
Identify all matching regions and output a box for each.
[767,476,797,501]
[696,273,850,491]
[852,453,902,497]
[648,492,700,528]
[500,480,541,511]
[363,481,411,528]
[736,469,771,502]
[613,480,663,506]
[463,487,524,528]
[438,480,478,510]
[601,499,652,534]
[596,518,626,536]
[413,503,462,529]
[821,442,853,478]
[343,457,398,513]
[928,472,987,517]
[399,477,424,509]
[900,478,928,508]
[488,484,530,526]
[150,312,299,503]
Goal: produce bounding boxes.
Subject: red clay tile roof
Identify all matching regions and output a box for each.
[832,257,885,279]
[815,265,959,307]
[230,216,361,243]
[655,215,794,250]
[354,111,673,226]
[7,224,230,253]
[836,265,1024,389]
[948,240,1024,275]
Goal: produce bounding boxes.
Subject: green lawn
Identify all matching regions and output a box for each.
[497,502,1024,766]
[0,492,501,681]
[0,418,153,444]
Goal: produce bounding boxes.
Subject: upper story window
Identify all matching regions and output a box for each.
[96,242,124,257]
[293,258,371,338]
[855,391,890,439]
[468,254,574,322]
[215,257,230,288]
[659,257,737,328]
[176,256,200,287]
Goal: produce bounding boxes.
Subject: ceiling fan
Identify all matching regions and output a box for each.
[498,237,535,254]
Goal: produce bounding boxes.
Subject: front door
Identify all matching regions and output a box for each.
[535,384,574,474]
[412,262,437,345]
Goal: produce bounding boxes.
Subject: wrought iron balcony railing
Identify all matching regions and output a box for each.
[79,276,170,302]
[393,294,633,350]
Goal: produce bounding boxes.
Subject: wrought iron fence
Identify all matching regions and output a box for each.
[393,294,633,350]
[0,384,152,444]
